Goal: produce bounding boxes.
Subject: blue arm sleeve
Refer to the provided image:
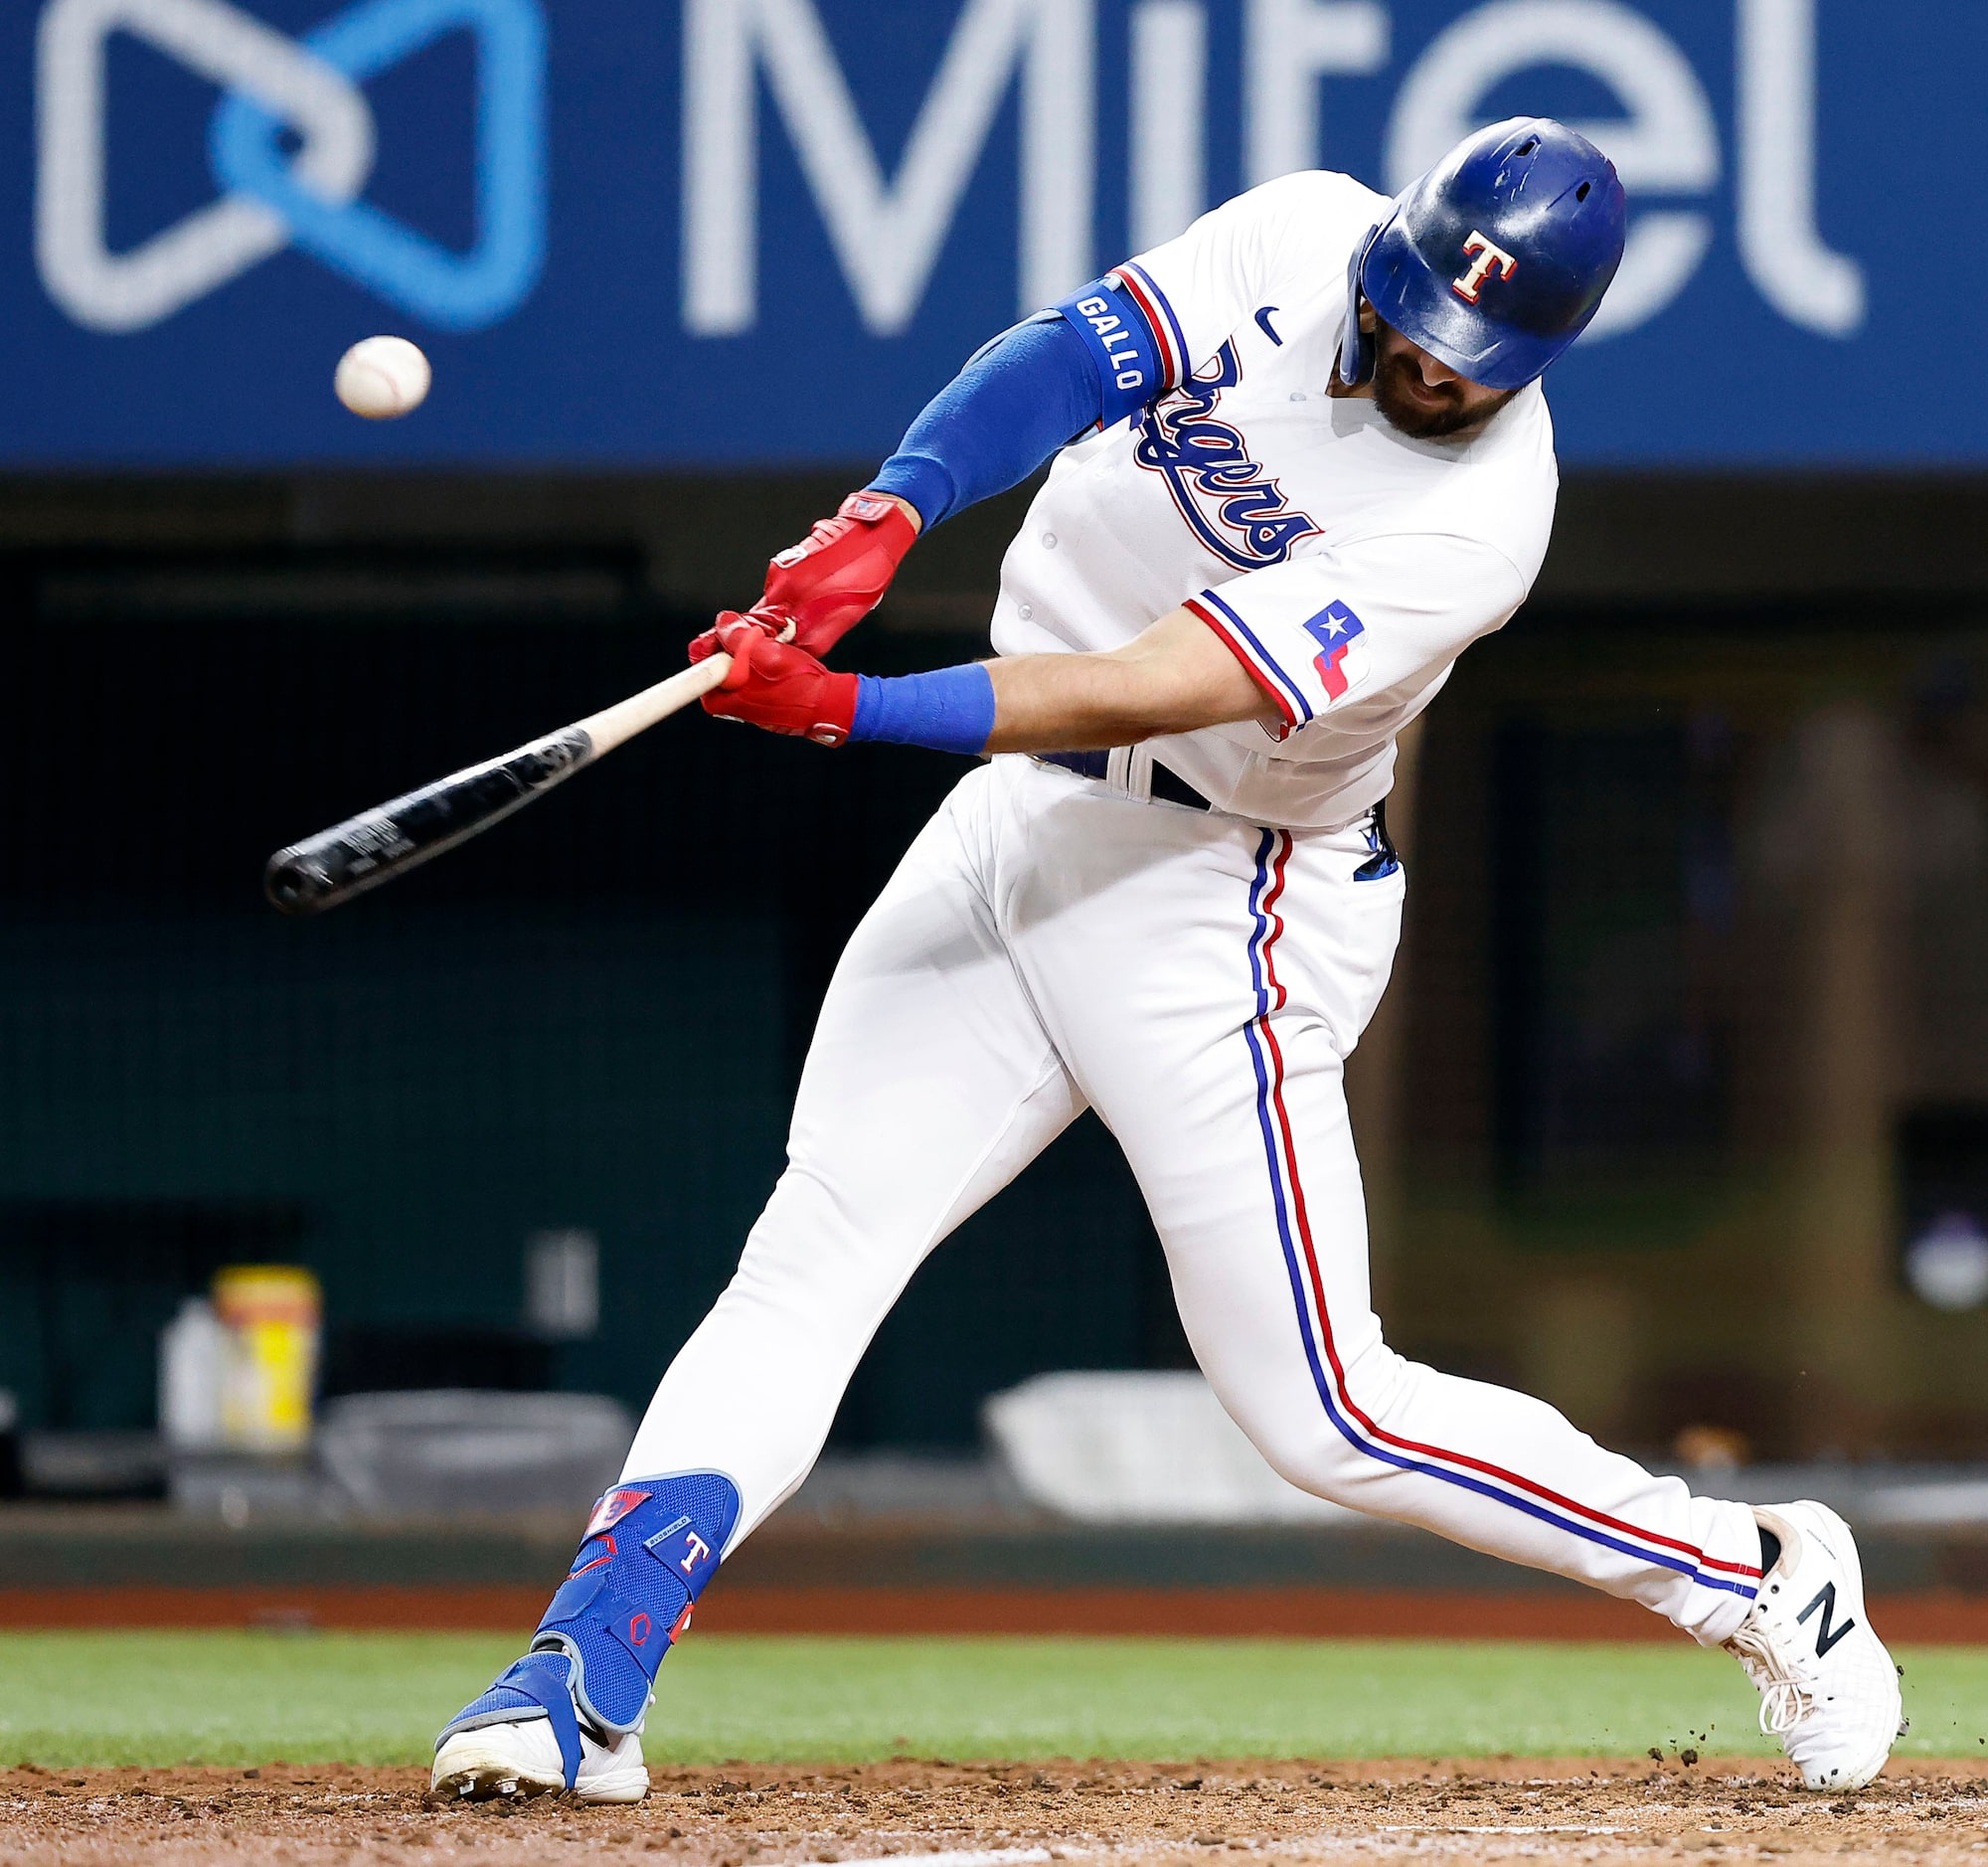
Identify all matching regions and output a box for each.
[864,275,1164,530]
[866,316,1100,531]
[849,663,997,756]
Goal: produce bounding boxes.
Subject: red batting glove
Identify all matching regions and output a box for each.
[690,492,917,666]
[693,613,860,746]
[764,491,917,655]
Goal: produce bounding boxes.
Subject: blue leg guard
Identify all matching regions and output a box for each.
[529,1472,741,1734]
[436,1649,584,1787]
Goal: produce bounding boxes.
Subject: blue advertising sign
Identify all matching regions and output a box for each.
[4,0,1982,467]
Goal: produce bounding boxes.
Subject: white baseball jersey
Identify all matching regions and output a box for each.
[990,170,1559,829]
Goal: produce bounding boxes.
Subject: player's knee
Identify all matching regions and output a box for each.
[1222,1338,1417,1503]
[1218,1397,1359,1501]
[727,1175,912,1316]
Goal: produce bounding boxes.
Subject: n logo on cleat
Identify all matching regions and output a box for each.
[1797,1582,1858,1656]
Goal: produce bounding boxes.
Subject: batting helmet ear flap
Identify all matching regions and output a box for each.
[1336,223,1383,389]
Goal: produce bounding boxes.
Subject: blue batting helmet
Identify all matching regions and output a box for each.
[1338,117,1627,394]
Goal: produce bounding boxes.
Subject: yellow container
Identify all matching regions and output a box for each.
[213,1266,322,1452]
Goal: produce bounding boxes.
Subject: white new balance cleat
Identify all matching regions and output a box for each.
[432,1716,648,1803]
[431,1716,648,1804]
[1724,1501,1905,1790]
[431,1649,650,1804]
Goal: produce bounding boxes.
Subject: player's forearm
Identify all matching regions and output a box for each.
[981,609,1280,753]
[698,608,1277,754]
[863,271,1172,530]
[980,653,1214,753]
[866,317,1103,529]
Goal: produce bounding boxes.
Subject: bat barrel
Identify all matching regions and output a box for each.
[264,728,595,917]
[263,818,412,917]
[264,847,348,918]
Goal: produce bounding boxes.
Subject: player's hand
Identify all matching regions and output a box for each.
[764,492,918,655]
[687,603,792,668]
[693,613,860,746]
[690,492,919,666]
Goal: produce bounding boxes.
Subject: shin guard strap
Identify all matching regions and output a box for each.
[438,1650,583,1790]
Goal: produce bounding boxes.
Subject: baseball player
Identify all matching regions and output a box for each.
[434,119,1902,1800]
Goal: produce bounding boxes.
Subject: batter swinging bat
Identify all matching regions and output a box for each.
[264,653,733,916]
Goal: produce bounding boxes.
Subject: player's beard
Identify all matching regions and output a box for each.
[1372,345,1517,440]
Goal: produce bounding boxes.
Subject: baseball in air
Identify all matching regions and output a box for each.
[335,336,431,420]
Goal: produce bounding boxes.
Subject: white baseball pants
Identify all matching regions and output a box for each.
[623,755,1762,1644]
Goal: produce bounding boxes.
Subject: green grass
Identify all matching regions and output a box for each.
[2,1633,1986,1769]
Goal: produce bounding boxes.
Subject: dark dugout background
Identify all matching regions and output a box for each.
[0,513,1194,1445]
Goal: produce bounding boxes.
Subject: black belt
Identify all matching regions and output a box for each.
[1035,752,1401,872]
[1034,750,1214,812]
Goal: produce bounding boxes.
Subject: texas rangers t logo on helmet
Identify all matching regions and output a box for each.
[1451,231,1519,304]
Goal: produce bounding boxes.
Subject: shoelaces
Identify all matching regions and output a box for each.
[1727,1624,1816,1736]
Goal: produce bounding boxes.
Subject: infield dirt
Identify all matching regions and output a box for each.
[6,1757,1988,1865]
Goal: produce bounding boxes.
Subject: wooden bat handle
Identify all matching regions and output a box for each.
[578,652,732,755]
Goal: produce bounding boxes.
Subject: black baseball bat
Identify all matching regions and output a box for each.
[263,654,732,916]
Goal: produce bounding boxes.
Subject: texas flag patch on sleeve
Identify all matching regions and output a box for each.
[1302,599,1368,701]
